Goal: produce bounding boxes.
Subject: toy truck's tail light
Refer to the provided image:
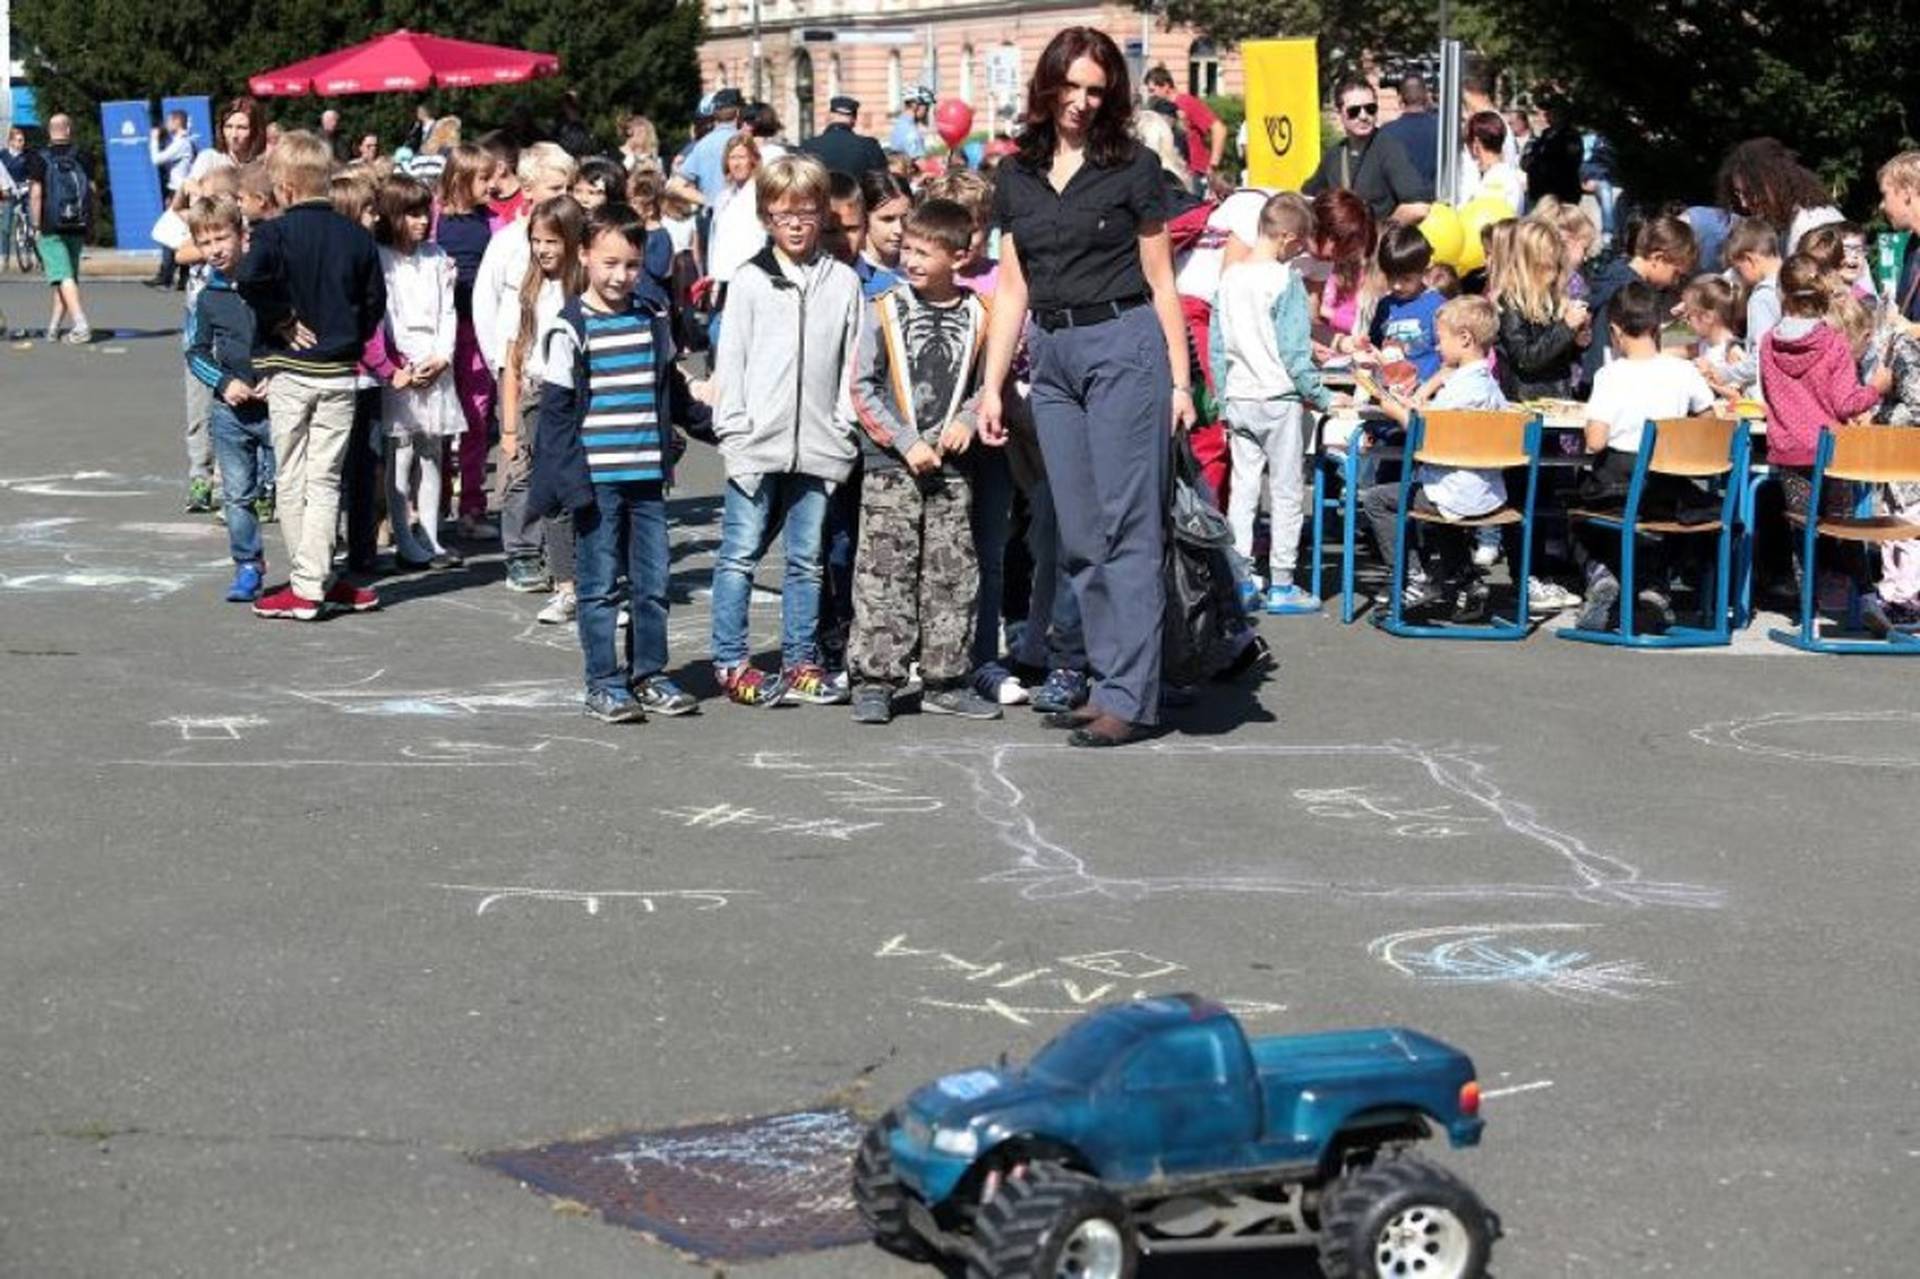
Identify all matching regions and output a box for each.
[1459,1080,1481,1118]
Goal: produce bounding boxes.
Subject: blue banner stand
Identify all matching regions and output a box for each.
[101,100,163,252]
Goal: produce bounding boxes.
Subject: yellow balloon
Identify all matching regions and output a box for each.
[1455,195,1517,274]
[1417,203,1465,268]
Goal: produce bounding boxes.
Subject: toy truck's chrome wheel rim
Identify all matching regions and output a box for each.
[1058,1217,1125,1279]
[1374,1204,1471,1276]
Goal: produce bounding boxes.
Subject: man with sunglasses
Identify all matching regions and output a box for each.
[1304,79,1432,225]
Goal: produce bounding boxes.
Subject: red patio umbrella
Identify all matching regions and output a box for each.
[249,29,560,97]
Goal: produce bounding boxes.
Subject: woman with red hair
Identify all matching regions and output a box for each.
[977,26,1194,748]
[1309,188,1377,347]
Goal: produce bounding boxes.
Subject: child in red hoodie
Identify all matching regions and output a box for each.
[1761,253,1895,628]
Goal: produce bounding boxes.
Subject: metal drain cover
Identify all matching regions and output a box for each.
[481,1107,871,1261]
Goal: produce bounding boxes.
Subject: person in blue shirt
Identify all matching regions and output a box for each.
[1379,75,1439,192]
[890,87,933,160]
[682,89,745,204]
[1369,223,1445,382]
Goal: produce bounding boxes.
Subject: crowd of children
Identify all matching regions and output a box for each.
[176,103,1920,728]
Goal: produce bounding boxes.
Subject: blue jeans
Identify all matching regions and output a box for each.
[574,481,671,695]
[1014,475,1086,671]
[710,473,829,669]
[970,446,1014,667]
[209,400,274,564]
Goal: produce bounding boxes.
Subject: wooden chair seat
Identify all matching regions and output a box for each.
[1783,511,1920,543]
[1411,506,1522,528]
[1568,509,1723,535]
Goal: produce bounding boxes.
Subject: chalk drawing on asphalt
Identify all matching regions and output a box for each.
[0,471,151,498]
[1369,923,1668,1001]
[1691,710,1920,769]
[747,750,944,814]
[154,714,269,741]
[286,675,581,717]
[658,803,883,841]
[907,741,1723,909]
[876,933,1286,1027]
[434,883,750,917]
[0,570,189,598]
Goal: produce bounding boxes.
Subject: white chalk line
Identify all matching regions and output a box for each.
[1480,1079,1554,1100]
[1691,710,1920,769]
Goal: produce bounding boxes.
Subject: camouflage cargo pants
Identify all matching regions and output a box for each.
[848,467,978,687]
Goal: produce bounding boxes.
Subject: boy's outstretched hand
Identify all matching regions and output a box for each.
[220,380,261,408]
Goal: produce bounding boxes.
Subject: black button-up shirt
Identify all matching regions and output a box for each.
[993,142,1168,313]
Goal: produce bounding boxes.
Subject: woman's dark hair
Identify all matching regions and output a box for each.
[219,96,268,164]
[585,201,648,252]
[477,129,520,175]
[373,174,433,246]
[1311,189,1377,291]
[1465,110,1506,157]
[858,169,912,212]
[1015,26,1136,170]
[1716,138,1831,236]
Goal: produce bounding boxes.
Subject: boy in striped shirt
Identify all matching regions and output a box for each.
[530,205,712,723]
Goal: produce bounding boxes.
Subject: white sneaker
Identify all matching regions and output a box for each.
[1528,576,1582,612]
[536,589,577,625]
[66,326,92,345]
[1472,541,1500,569]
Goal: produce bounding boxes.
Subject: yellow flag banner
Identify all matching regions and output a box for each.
[1242,38,1320,192]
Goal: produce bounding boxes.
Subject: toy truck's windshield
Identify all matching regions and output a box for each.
[1027,1016,1144,1087]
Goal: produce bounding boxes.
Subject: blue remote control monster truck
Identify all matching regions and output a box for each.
[854,994,1497,1278]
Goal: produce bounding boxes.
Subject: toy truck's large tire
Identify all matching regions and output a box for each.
[971,1163,1137,1279]
[1316,1154,1496,1279]
[851,1112,932,1260]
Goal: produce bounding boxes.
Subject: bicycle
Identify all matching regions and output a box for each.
[3,195,40,274]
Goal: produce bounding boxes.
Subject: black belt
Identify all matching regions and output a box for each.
[1030,293,1149,332]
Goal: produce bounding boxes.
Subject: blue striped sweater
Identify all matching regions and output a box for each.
[552,304,665,484]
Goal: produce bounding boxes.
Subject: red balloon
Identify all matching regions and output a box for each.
[934,99,974,150]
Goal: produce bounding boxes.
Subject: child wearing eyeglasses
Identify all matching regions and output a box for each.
[708,154,864,709]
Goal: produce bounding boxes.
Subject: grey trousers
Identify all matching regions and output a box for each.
[1027,303,1171,725]
[184,366,214,484]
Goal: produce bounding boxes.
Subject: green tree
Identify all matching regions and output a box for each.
[15,0,703,237]
[1145,0,1474,78]
[1483,0,1913,211]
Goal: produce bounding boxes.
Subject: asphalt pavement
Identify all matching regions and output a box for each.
[2,281,1917,1278]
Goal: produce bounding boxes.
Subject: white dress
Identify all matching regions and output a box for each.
[378,243,462,439]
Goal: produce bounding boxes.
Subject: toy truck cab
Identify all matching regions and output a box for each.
[855,995,1499,1279]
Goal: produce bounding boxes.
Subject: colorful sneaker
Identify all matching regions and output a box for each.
[1236,578,1262,616]
[536,589,576,625]
[504,557,551,593]
[253,585,321,621]
[225,561,265,603]
[972,661,1028,706]
[922,685,1003,720]
[781,663,849,705]
[1264,583,1318,614]
[634,675,699,717]
[720,664,790,708]
[253,489,276,524]
[583,688,645,724]
[1030,668,1091,715]
[184,477,216,514]
[324,580,380,614]
[851,684,893,725]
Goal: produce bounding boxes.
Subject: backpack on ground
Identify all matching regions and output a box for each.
[1162,435,1245,686]
[42,150,92,233]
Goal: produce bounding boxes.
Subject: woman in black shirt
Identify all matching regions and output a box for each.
[978,26,1194,748]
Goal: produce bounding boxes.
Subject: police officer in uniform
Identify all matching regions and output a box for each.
[800,96,890,181]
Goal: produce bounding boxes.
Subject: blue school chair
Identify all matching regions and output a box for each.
[1376,409,1543,640]
[1558,416,1749,648]
[1769,423,1920,654]
[1308,418,1365,620]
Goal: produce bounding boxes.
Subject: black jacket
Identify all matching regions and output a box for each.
[185,270,263,404]
[1494,305,1579,401]
[236,200,385,378]
[799,123,889,181]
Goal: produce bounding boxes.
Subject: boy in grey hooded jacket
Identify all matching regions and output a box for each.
[708,154,864,707]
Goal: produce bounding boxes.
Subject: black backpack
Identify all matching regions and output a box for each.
[42,149,92,233]
[1161,437,1244,687]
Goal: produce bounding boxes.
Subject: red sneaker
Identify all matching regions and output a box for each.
[324,580,381,614]
[253,585,322,620]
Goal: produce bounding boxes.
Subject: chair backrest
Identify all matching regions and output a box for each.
[1647,416,1740,478]
[1824,423,1920,484]
[1412,410,1534,469]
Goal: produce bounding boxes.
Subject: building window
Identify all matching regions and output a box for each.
[1188,39,1220,98]
[888,50,903,113]
[960,44,975,103]
[829,53,842,101]
[791,49,816,140]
